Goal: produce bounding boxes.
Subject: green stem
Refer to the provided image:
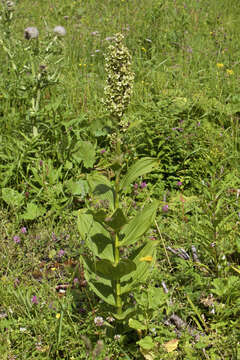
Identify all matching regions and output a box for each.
[114,140,122,314]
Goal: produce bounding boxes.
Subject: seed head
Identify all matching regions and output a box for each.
[24,27,39,40]
[5,1,15,10]
[53,26,66,36]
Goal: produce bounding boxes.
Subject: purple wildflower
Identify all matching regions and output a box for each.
[13,235,20,243]
[58,249,65,257]
[100,149,106,154]
[73,278,79,285]
[39,160,43,166]
[14,278,20,288]
[21,227,27,234]
[162,204,169,213]
[31,295,38,304]
[133,183,138,190]
[177,181,182,186]
[140,181,147,189]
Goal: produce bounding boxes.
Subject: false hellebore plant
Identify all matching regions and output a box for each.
[77,33,159,321]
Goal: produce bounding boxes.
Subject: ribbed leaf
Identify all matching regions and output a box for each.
[129,318,147,331]
[82,257,115,306]
[20,202,45,220]
[106,208,128,231]
[77,211,114,262]
[113,306,136,321]
[87,173,115,211]
[119,201,158,246]
[73,141,96,168]
[96,259,136,280]
[120,157,158,191]
[121,241,158,294]
[2,188,24,208]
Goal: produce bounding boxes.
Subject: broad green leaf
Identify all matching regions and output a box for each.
[66,179,88,196]
[113,306,136,320]
[96,259,136,280]
[121,241,158,294]
[2,188,24,208]
[148,287,168,309]
[137,336,155,351]
[82,256,115,306]
[120,157,158,191]
[87,173,114,211]
[129,318,147,331]
[20,202,45,220]
[106,208,127,231]
[119,201,158,246]
[73,141,96,168]
[77,211,114,262]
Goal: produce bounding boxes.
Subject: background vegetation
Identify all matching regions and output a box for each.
[0,0,240,358]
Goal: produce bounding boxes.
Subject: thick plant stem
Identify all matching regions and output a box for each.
[115,232,122,315]
[114,151,122,314]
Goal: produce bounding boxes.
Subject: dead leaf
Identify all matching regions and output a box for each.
[163,339,179,353]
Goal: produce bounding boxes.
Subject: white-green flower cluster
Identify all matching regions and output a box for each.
[104,33,134,121]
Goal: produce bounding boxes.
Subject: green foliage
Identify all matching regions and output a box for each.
[78,162,158,317]
[0,0,240,358]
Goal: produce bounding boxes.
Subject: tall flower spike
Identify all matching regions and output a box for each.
[104,33,134,124]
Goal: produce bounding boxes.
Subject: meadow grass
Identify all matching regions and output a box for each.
[0,0,240,359]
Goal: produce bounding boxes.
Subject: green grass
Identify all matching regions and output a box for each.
[0,0,240,358]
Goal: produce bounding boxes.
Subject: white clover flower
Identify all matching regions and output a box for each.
[24,27,39,40]
[94,316,104,327]
[53,26,66,36]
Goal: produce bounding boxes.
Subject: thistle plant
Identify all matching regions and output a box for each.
[78,33,159,321]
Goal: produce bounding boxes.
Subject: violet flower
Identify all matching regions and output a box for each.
[162,204,169,213]
[13,235,20,243]
[31,295,38,304]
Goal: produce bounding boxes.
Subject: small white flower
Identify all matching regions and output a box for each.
[106,316,115,323]
[53,26,66,36]
[114,334,121,341]
[24,27,39,40]
[6,1,15,9]
[19,327,27,332]
[94,316,104,327]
